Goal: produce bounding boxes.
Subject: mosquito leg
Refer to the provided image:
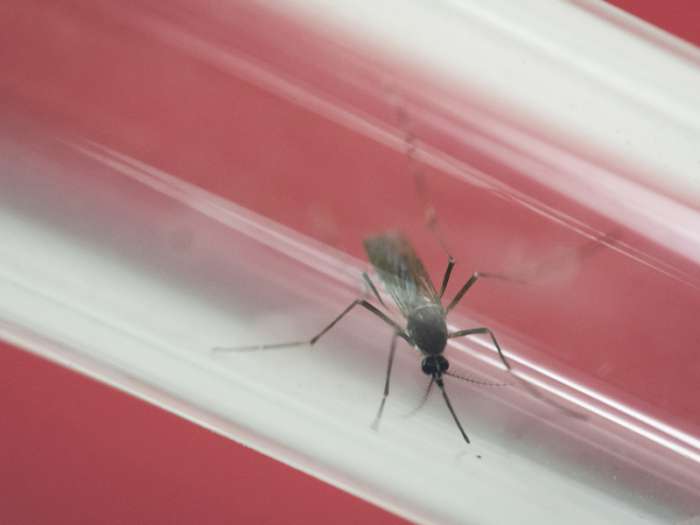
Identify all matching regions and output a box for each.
[446,269,530,313]
[371,332,399,431]
[392,92,452,258]
[445,272,481,313]
[363,272,386,309]
[213,299,407,352]
[420,187,451,258]
[449,327,511,371]
[402,376,435,417]
[439,256,455,299]
[436,376,470,444]
[409,141,452,257]
[309,300,407,345]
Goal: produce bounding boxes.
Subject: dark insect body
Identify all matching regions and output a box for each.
[215,230,511,444]
[362,231,511,443]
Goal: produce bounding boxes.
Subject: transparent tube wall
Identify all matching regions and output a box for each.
[1,2,699,524]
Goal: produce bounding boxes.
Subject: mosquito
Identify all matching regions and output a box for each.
[214,230,511,444]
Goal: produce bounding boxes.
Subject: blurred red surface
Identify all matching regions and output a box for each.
[608,0,700,45]
[0,340,409,525]
[1,1,699,524]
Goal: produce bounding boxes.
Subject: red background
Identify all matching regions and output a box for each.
[1,2,698,524]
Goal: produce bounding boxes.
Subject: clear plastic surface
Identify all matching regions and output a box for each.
[1,1,699,524]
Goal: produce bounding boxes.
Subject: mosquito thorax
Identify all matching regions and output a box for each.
[407,304,448,355]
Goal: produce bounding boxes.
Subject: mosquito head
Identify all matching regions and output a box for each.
[407,304,447,355]
[421,355,449,377]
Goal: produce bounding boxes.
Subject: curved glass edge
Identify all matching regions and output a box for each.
[1,1,700,523]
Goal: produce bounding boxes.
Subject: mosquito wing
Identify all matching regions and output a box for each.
[363,232,439,316]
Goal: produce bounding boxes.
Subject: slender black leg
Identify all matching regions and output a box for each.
[371,332,399,430]
[213,299,407,352]
[436,376,470,444]
[414,165,452,259]
[439,256,455,299]
[445,271,525,313]
[363,272,386,309]
[445,272,481,313]
[449,327,511,370]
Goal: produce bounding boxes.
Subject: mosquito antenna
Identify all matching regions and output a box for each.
[403,376,435,417]
[444,370,509,387]
[435,377,470,444]
[212,341,307,353]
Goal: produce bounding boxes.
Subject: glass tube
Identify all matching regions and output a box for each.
[1,1,699,523]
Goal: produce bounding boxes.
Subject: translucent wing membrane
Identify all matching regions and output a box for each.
[363,232,439,316]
